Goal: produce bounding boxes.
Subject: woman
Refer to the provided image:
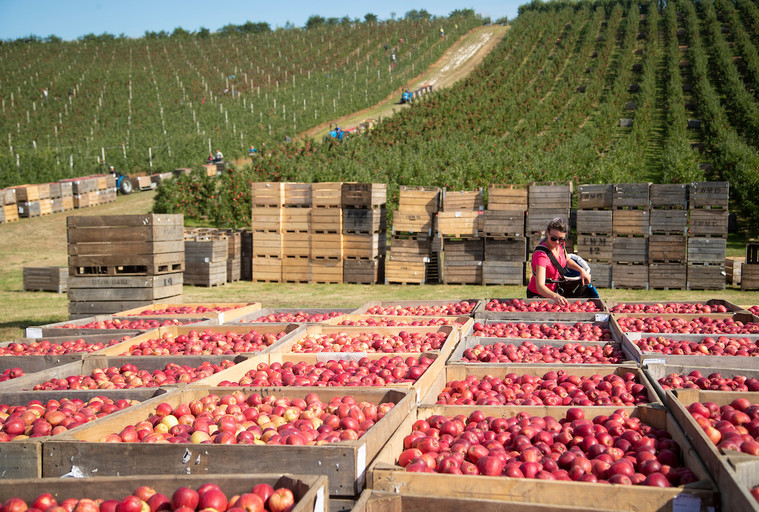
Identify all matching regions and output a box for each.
[527,217,593,305]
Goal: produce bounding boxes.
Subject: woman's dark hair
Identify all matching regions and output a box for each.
[546,217,569,235]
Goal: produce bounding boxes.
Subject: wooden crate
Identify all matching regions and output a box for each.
[687,263,726,290]
[68,214,183,241]
[252,206,283,232]
[22,267,68,293]
[388,235,431,260]
[1,203,20,222]
[612,182,650,208]
[398,186,440,214]
[369,405,716,511]
[442,238,484,261]
[311,258,343,284]
[0,474,328,512]
[690,181,729,209]
[311,182,343,207]
[344,257,384,284]
[487,184,527,211]
[283,232,311,258]
[649,263,687,289]
[392,211,433,235]
[748,242,759,264]
[283,182,312,207]
[481,210,524,237]
[343,233,386,260]
[650,183,688,208]
[226,257,241,282]
[2,187,17,205]
[17,200,41,218]
[743,265,759,290]
[689,209,728,237]
[185,236,228,263]
[48,182,62,199]
[648,234,686,263]
[68,273,183,302]
[650,208,687,234]
[73,193,90,209]
[135,176,155,191]
[528,182,572,210]
[612,236,648,264]
[59,181,73,198]
[577,184,613,209]
[385,260,426,284]
[577,235,613,262]
[311,233,342,260]
[612,264,649,289]
[282,207,311,232]
[726,256,744,285]
[590,262,612,288]
[443,260,482,284]
[51,197,64,213]
[43,387,414,496]
[342,183,387,207]
[251,182,284,207]
[68,295,182,319]
[69,251,184,277]
[310,208,342,233]
[482,261,524,285]
[687,237,726,264]
[343,207,387,233]
[252,257,282,282]
[612,209,649,235]
[442,189,483,211]
[38,198,53,216]
[241,230,253,280]
[525,208,570,234]
[61,195,74,211]
[282,258,310,283]
[13,184,40,202]
[576,209,613,235]
[484,237,526,261]
[69,177,95,195]
[252,231,282,258]
[185,260,227,287]
[436,212,479,237]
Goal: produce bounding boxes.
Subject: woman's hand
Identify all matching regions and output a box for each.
[580,268,591,285]
[553,293,568,306]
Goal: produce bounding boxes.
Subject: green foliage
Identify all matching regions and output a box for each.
[153,168,215,219]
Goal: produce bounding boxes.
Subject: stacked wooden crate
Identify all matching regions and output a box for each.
[576,184,614,288]
[37,183,52,216]
[311,183,348,283]
[687,181,728,290]
[67,214,184,318]
[611,183,650,289]
[14,184,41,218]
[0,187,19,223]
[95,174,117,204]
[59,181,74,211]
[387,186,438,285]
[22,267,68,293]
[526,182,572,251]
[342,183,387,284]
[482,185,527,285]
[742,241,759,290]
[49,182,63,214]
[648,184,688,289]
[282,183,312,283]
[251,182,284,282]
[222,229,242,282]
[438,189,484,284]
[66,176,98,209]
[184,230,228,287]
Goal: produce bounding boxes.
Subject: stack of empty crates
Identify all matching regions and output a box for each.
[687,181,729,289]
[37,183,53,216]
[0,188,18,223]
[184,229,228,287]
[251,182,284,282]
[311,183,343,283]
[576,185,613,288]
[67,214,184,318]
[482,185,528,285]
[14,184,42,218]
[96,174,117,204]
[23,267,68,293]
[386,186,439,285]
[68,176,100,209]
[611,183,650,289]
[282,183,312,283]
[438,189,484,284]
[648,184,688,289]
[742,242,759,291]
[527,182,572,252]
[341,183,387,284]
[222,229,242,282]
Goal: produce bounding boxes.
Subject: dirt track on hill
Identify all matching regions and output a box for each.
[298,24,509,143]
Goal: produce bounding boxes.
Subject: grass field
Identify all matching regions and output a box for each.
[0,192,756,341]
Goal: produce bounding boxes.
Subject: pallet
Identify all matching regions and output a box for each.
[480,210,524,237]
[69,253,185,276]
[251,231,282,258]
[612,236,648,264]
[67,273,183,301]
[612,209,649,235]
[649,208,687,234]
[342,207,387,233]
[687,237,726,264]
[251,206,283,232]
[486,184,528,211]
[689,181,729,209]
[184,260,228,287]
[398,186,441,214]
[650,183,688,208]
[649,263,687,290]
[39,199,53,216]
[388,236,431,260]
[577,184,613,209]
[311,182,343,207]
[2,187,17,205]
[282,258,310,283]
[649,234,687,263]
[576,209,613,235]
[342,182,387,208]
[23,267,68,293]
[443,260,482,285]
[436,211,480,238]
[612,182,650,208]
[441,189,483,211]
[528,182,572,210]
[1,204,19,223]
[226,258,241,282]
[689,209,728,237]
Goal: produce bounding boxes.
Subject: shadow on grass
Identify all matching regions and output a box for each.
[0,316,65,330]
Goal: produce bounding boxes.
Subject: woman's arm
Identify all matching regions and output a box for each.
[535,265,568,306]
[566,256,592,285]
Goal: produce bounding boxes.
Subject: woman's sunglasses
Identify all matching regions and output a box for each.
[550,236,566,242]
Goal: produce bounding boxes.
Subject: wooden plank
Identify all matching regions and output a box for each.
[67,214,183,228]
[68,281,183,301]
[114,302,260,322]
[68,239,184,256]
[69,252,185,275]
[67,225,184,243]
[68,296,182,318]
